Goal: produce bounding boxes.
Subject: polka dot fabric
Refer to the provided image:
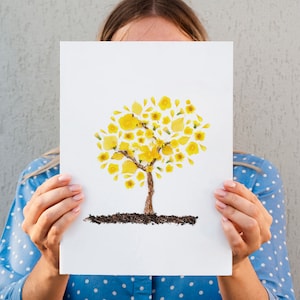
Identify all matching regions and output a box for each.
[0,153,295,299]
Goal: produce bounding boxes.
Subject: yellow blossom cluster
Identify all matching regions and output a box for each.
[95,96,209,189]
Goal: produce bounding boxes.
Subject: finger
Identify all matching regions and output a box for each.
[215,183,272,238]
[215,189,261,220]
[23,174,72,218]
[23,183,82,226]
[223,180,267,213]
[34,174,72,196]
[215,197,271,247]
[29,194,84,249]
[45,206,81,250]
[221,217,248,257]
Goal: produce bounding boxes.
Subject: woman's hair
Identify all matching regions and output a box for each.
[99,0,208,41]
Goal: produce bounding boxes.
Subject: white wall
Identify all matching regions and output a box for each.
[1,0,299,297]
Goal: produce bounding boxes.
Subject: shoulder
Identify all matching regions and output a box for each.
[233,152,283,197]
[17,155,60,195]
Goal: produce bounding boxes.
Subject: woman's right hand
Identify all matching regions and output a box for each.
[22,174,84,273]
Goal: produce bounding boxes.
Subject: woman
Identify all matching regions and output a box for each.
[0,0,295,299]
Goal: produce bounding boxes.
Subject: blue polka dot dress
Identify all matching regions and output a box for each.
[0,153,295,299]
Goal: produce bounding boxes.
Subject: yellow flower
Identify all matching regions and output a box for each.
[97,152,109,162]
[119,142,129,151]
[178,136,190,145]
[111,152,124,160]
[125,180,135,189]
[162,145,173,155]
[94,132,101,140]
[136,129,144,136]
[186,104,196,114]
[162,116,171,124]
[151,112,161,121]
[171,118,184,132]
[138,137,145,144]
[175,99,180,107]
[146,165,153,172]
[188,158,194,165]
[108,163,119,174]
[158,96,172,110]
[194,131,205,141]
[139,146,159,163]
[108,123,118,133]
[136,171,145,181]
[170,139,179,148]
[132,102,143,115]
[166,165,174,173]
[184,127,193,135]
[122,160,137,174]
[124,132,135,140]
[132,142,139,149]
[103,136,117,150]
[118,114,139,130]
[200,144,207,151]
[193,120,200,128]
[186,142,199,155]
[155,172,162,179]
[156,139,164,147]
[96,142,102,150]
[186,99,191,105]
[175,152,185,162]
[152,122,159,130]
[197,114,203,123]
[145,129,154,139]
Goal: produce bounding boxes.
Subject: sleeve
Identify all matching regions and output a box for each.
[0,158,59,299]
[239,156,295,299]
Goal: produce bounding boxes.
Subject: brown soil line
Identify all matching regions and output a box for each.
[84,213,198,225]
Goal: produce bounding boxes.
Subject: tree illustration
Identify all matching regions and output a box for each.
[94,96,210,215]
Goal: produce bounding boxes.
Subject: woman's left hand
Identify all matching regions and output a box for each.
[214,180,273,268]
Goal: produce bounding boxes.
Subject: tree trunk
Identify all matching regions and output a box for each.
[144,172,154,214]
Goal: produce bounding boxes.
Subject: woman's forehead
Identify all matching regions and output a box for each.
[112,16,193,41]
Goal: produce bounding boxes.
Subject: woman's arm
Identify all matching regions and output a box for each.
[215,156,295,299]
[215,179,272,299]
[21,173,84,300]
[0,157,84,300]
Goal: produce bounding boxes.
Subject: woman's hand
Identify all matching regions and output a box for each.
[22,174,84,273]
[214,180,272,268]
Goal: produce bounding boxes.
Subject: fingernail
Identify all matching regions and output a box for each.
[216,200,227,209]
[224,180,236,188]
[69,184,82,192]
[215,189,227,197]
[73,193,84,201]
[72,206,81,213]
[58,174,71,182]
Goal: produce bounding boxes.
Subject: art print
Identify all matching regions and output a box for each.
[60,41,233,275]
